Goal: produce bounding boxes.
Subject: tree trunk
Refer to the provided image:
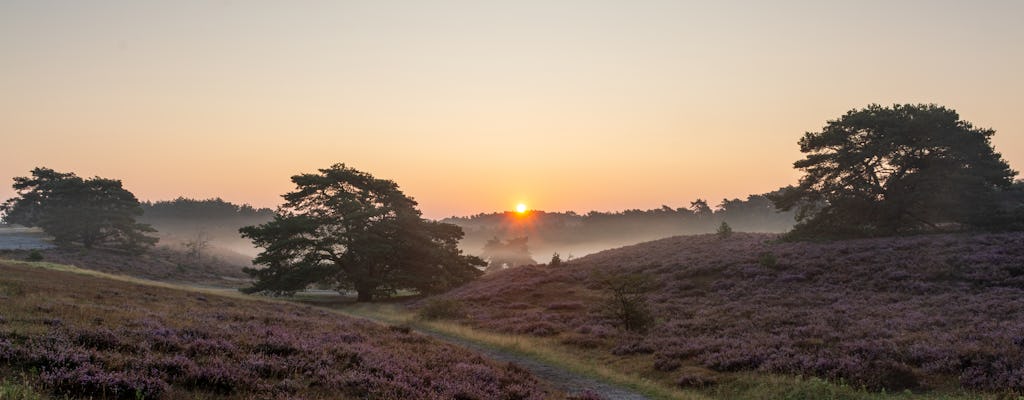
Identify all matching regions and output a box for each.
[356,289,373,302]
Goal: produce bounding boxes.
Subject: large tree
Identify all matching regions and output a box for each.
[240,164,484,301]
[1,167,158,251]
[772,104,1018,237]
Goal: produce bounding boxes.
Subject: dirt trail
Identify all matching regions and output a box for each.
[418,327,652,400]
[328,307,652,400]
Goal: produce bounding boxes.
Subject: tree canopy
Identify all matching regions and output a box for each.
[772,104,1018,238]
[240,164,484,301]
[1,167,157,251]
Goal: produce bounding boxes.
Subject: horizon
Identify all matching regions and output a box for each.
[3,1,1023,220]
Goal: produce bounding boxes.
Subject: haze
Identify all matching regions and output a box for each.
[2,1,1023,219]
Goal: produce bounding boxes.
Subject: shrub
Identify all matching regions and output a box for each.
[676,369,717,388]
[716,221,733,239]
[417,298,465,320]
[591,271,656,333]
[758,252,778,268]
[25,250,43,261]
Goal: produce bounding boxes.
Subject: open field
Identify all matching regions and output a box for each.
[423,232,1024,397]
[0,261,562,399]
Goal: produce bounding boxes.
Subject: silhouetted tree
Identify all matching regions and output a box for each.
[240,164,484,301]
[549,252,562,267]
[1,167,157,252]
[716,221,733,239]
[772,104,1018,238]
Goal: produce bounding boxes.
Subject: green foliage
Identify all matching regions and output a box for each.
[716,221,733,239]
[417,298,465,320]
[773,104,1018,239]
[25,250,43,261]
[240,164,484,301]
[1,167,158,252]
[758,252,778,269]
[0,375,44,400]
[591,270,656,333]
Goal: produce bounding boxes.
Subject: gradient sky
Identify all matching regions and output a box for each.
[2,1,1023,219]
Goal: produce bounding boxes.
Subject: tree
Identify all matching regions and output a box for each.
[183,229,211,260]
[480,236,536,273]
[772,104,1017,238]
[1,167,157,251]
[591,270,656,333]
[716,221,733,239]
[239,164,484,301]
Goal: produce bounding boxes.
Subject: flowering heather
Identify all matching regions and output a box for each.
[431,232,1024,393]
[0,263,556,399]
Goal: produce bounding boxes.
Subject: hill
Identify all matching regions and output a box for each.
[429,232,1024,394]
[0,262,558,399]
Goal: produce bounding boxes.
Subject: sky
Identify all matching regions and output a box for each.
[2,1,1023,219]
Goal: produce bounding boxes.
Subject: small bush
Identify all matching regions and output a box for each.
[25,250,43,261]
[676,369,717,388]
[758,252,778,269]
[716,221,733,239]
[592,271,656,333]
[549,252,562,266]
[417,298,465,320]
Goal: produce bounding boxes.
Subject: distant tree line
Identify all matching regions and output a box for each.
[444,192,797,260]
[138,197,274,251]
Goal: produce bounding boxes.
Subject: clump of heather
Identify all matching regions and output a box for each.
[430,232,1024,393]
[0,263,557,399]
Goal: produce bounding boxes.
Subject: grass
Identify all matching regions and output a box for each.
[328,302,1008,400]
[3,257,1013,400]
[0,373,46,400]
[335,302,703,400]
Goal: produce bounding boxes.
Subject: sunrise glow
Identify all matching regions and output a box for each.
[515,203,528,214]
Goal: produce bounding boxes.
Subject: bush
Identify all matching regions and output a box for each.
[757,252,778,269]
[716,221,733,239]
[25,250,43,261]
[592,271,656,333]
[417,298,465,320]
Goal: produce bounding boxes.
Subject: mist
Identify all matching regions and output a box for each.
[445,193,796,263]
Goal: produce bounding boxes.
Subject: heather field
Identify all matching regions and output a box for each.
[429,232,1024,396]
[0,262,559,399]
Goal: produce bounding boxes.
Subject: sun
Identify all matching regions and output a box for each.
[515,203,528,214]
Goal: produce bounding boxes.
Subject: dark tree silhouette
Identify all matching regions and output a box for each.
[1,167,157,252]
[772,104,1017,238]
[240,164,484,301]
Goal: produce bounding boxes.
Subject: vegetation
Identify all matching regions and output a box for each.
[1,167,157,252]
[481,236,537,272]
[427,232,1024,395]
[445,193,796,259]
[139,197,274,254]
[591,271,656,333]
[417,298,466,320]
[240,164,484,301]
[772,104,1020,238]
[715,222,732,239]
[0,261,556,399]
